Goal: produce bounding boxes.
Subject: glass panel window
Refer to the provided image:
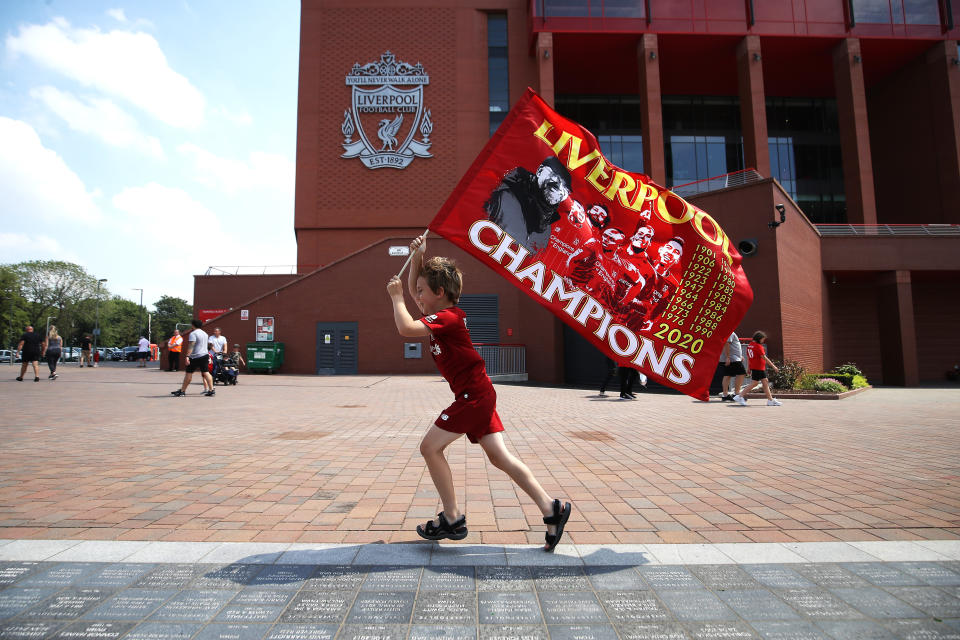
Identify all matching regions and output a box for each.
[487,13,509,137]
[662,96,743,187]
[903,0,941,24]
[555,95,644,173]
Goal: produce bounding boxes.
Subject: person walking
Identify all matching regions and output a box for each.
[15,325,43,382]
[386,235,572,550]
[719,331,746,402]
[734,331,782,406]
[171,319,214,397]
[208,328,228,355]
[79,334,93,368]
[137,335,150,367]
[167,330,183,371]
[43,326,63,380]
[598,357,616,397]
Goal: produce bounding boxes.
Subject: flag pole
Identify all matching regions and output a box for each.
[396,229,429,278]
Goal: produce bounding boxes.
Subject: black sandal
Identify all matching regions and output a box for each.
[416,512,467,541]
[543,499,572,552]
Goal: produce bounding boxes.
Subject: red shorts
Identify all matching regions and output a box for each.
[435,389,504,444]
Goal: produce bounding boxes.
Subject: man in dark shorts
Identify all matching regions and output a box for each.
[171,319,214,397]
[719,331,746,402]
[79,334,93,367]
[16,325,44,382]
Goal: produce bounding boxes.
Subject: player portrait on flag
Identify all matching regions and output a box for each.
[429,88,753,400]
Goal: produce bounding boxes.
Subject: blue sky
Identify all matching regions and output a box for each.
[0,1,301,307]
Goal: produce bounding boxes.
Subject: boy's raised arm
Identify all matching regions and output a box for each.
[407,236,426,304]
[388,276,432,337]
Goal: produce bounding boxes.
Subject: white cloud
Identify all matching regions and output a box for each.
[0,233,77,263]
[106,8,127,22]
[112,182,221,235]
[178,143,294,195]
[0,117,102,224]
[212,105,253,127]
[6,18,205,128]
[30,86,164,158]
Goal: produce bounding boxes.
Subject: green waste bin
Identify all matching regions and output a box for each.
[246,342,285,374]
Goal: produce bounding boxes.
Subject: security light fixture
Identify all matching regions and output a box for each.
[769,204,787,229]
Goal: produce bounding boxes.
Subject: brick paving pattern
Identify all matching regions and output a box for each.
[2,559,960,639]
[1,366,958,544]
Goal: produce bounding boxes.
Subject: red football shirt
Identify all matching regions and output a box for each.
[421,307,493,396]
[746,340,766,370]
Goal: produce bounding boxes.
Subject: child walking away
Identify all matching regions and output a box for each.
[734,331,782,406]
[386,235,572,551]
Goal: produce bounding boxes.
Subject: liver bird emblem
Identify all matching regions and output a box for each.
[377,114,403,151]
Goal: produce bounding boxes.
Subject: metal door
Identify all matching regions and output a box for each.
[316,322,358,375]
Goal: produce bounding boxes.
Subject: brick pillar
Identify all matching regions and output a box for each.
[925,40,960,224]
[877,270,919,386]
[736,36,770,177]
[637,34,666,185]
[832,38,878,225]
[536,32,555,108]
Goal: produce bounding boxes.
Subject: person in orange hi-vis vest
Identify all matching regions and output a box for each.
[167,329,183,372]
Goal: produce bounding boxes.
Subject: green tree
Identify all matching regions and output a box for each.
[0,266,30,349]
[152,296,193,346]
[99,297,142,348]
[10,260,101,345]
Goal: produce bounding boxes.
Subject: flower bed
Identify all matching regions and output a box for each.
[746,386,872,400]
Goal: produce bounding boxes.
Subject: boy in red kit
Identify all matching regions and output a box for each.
[734,331,782,406]
[386,235,572,551]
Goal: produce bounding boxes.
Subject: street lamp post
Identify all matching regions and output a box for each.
[132,288,143,339]
[94,279,107,365]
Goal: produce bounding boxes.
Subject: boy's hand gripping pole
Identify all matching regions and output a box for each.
[396,230,429,278]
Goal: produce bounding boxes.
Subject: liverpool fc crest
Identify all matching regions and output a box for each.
[341,51,433,169]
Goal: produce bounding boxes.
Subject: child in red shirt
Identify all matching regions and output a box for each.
[734,331,782,406]
[387,235,572,551]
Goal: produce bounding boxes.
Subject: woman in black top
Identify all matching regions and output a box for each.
[16,325,44,382]
[45,326,62,380]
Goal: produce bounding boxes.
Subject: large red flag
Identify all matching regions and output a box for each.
[430,88,753,400]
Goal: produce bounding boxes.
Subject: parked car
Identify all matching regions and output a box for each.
[106,347,123,361]
[0,349,17,363]
[122,346,140,361]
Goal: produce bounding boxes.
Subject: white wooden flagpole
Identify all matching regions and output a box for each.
[396,229,429,278]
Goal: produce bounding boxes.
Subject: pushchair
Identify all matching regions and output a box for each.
[211,352,239,385]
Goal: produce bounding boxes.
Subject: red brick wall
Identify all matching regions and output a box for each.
[827,278,883,382]
[912,277,960,382]
[193,275,298,316]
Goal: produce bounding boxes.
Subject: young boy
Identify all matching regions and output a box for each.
[734,331,782,406]
[386,235,572,551]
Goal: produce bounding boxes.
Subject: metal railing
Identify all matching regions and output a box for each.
[816,224,960,237]
[671,168,765,198]
[205,266,301,275]
[474,343,526,376]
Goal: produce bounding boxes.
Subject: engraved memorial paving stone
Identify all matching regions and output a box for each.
[690,566,759,591]
[147,590,234,621]
[615,621,688,640]
[656,590,739,622]
[191,623,269,640]
[84,589,176,620]
[0,588,59,620]
[361,567,421,591]
[477,624,547,640]
[476,567,532,592]
[0,621,64,640]
[22,589,111,620]
[190,565,264,590]
[889,563,960,587]
[213,604,285,624]
[772,589,864,620]
[742,566,815,590]
[684,621,758,639]
[49,621,134,640]
[411,591,475,625]
[134,566,207,590]
[303,566,365,591]
[749,620,831,640]
[477,592,542,624]
[886,586,960,618]
[716,589,801,621]
[336,624,408,640]
[538,592,608,625]
[584,566,645,590]
[247,566,312,590]
[813,620,895,640]
[279,591,352,623]
[545,624,619,640]
[75,564,157,589]
[264,624,337,640]
[530,567,589,591]
[19,565,100,589]
[0,563,41,587]
[841,563,919,587]
[346,591,415,624]
[792,565,868,589]
[882,619,960,640]
[421,566,475,591]
[829,587,926,619]
[596,591,670,624]
[408,624,477,640]
[121,622,203,640]
[640,567,704,590]
[228,590,292,608]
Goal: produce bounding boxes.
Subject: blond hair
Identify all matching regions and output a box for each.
[420,256,462,304]
[48,326,59,339]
